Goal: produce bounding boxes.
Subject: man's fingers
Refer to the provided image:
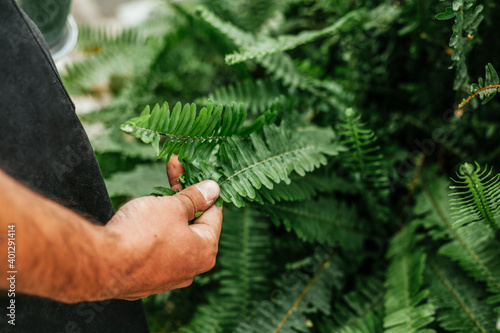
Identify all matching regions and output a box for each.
[173,180,220,220]
[167,155,185,191]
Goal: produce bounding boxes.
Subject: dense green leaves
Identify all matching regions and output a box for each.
[63,0,500,331]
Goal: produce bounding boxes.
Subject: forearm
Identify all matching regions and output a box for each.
[0,170,121,303]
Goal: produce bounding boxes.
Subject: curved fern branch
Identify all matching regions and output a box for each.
[458,63,500,108]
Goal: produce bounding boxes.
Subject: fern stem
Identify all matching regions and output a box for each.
[429,260,487,333]
[130,126,229,142]
[458,84,500,108]
[424,184,500,292]
[273,253,334,333]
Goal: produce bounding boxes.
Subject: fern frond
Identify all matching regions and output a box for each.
[182,124,342,207]
[260,197,365,251]
[428,257,498,333]
[384,222,435,333]
[181,207,271,332]
[218,207,272,326]
[202,79,283,114]
[449,162,500,230]
[420,173,500,313]
[459,63,500,108]
[61,24,166,95]
[339,108,388,189]
[181,303,224,333]
[436,0,484,90]
[235,254,344,333]
[196,6,350,109]
[120,101,274,162]
[224,9,363,65]
[319,277,384,333]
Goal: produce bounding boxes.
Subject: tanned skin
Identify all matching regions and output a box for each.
[0,156,223,304]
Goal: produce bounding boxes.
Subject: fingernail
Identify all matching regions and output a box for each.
[195,180,220,204]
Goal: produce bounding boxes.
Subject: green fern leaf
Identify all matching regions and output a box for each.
[182,124,342,207]
[181,207,271,332]
[428,257,498,333]
[224,9,363,65]
[449,162,500,230]
[235,254,344,333]
[201,79,282,114]
[196,6,350,109]
[260,197,365,251]
[419,172,500,313]
[319,277,384,333]
[339,108,388,189]
[384,222,435,333]
[120,101,273,162]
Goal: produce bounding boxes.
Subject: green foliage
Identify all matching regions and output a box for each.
[436,0,484,90]
[64,0,500,331]
[383,222,435,333]
[235,254,344,333]
[428,257,498,333]
[224,9,364,65]
[319,277,384,333]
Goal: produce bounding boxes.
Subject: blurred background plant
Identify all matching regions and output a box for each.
[59,0,500,332]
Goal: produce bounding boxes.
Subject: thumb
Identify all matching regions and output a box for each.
[174,180,220,220]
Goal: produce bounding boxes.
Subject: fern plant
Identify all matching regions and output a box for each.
[61,0,500,332]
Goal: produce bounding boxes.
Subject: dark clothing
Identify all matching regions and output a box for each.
[0,0,149,331]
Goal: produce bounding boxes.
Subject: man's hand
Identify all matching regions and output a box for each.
[104,156,222,300]
[0,156,223,304]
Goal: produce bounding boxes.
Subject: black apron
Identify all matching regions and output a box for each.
[0,1,149,331]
